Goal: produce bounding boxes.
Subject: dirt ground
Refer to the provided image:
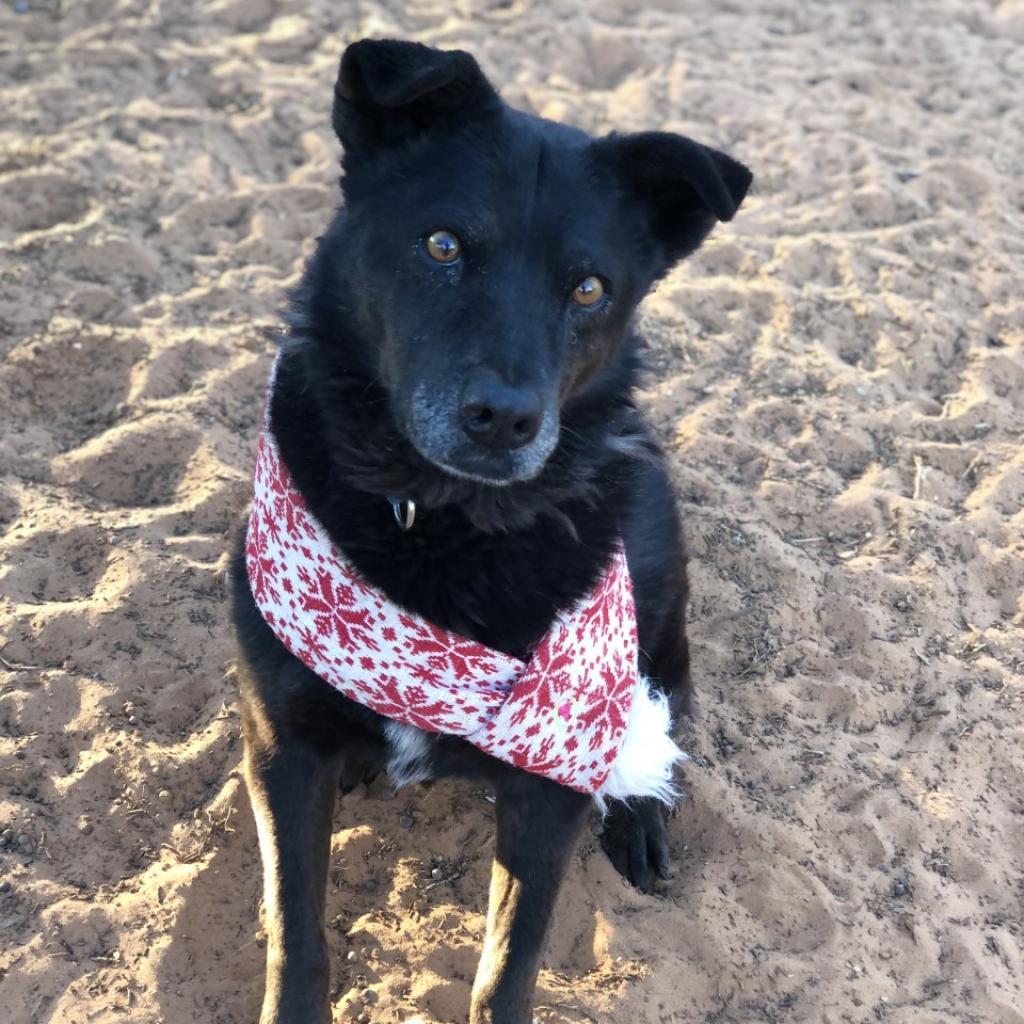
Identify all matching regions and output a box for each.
[1,1,1023,1022]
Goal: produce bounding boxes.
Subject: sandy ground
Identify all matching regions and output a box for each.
[1,1,1023,1022]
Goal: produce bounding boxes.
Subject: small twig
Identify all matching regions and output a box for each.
[961,454,985,480]
[0,655,43,672]
[912,455,926,500]
[420,879,451,894]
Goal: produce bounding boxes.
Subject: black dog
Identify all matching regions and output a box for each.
[231,39,750,1024]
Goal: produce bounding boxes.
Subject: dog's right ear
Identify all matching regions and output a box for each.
[594,131,752,270]
[333,39,500,160]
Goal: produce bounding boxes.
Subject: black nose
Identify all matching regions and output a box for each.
[460,374,542,451]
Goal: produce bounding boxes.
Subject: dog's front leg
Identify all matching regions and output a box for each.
[245,734,341,1024]
[470,773,589,1024]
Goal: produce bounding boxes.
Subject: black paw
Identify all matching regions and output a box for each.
[599,797,672,893]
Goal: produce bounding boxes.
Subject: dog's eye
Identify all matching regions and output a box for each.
[572,275,605,307]
[425,230,462,264]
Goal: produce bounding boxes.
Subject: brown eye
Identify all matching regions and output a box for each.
[572,275,605,307]
[425,230,461,264]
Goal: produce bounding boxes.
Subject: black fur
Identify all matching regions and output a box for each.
[231,39,751,1024]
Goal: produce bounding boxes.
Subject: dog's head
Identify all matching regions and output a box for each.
[316,39,751,487]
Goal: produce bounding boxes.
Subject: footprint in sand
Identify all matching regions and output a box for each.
[0,521,112,603]
[3,330,145,448]
[52,416,202,507]
[0,170,89,237]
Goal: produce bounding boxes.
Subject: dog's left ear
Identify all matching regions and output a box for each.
[333,39,500,161]
[594,131,752,267]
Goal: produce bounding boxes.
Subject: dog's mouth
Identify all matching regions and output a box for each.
[420,448,535,487]
[426,454,521,487]
[408,429,560,487]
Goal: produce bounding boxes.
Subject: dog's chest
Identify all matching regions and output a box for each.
[343,530,610,661]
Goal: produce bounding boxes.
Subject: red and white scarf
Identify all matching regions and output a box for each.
[245,392,684,806]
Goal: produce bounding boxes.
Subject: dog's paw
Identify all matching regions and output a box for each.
[599,796,672,893]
